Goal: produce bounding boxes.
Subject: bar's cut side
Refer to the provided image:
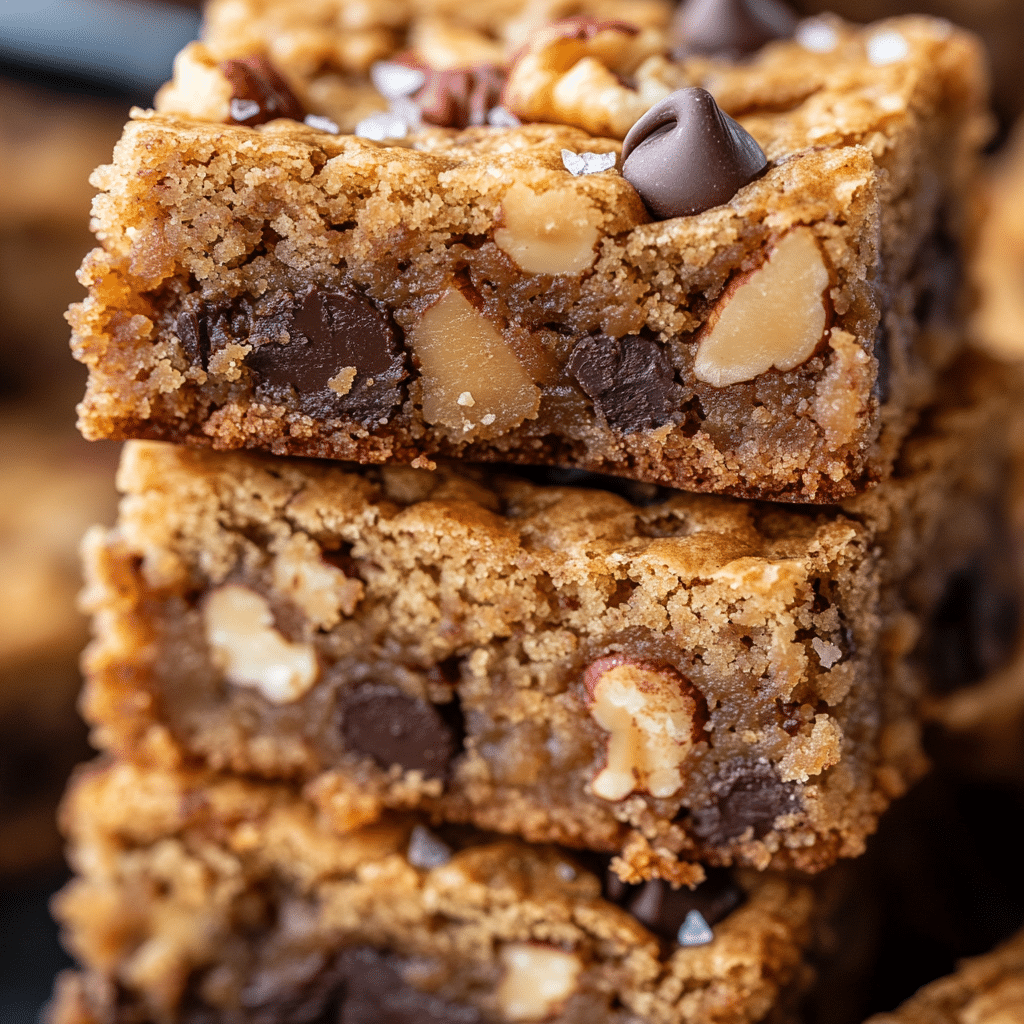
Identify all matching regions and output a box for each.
[71,17,988,501]
[50,760,817,1024]
[77,355,1022,881]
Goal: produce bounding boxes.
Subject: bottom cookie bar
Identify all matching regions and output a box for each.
[50,760,819,1024]
[864,926,1024,1024]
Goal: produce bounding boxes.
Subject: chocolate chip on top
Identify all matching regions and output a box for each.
[621,87,767,219]
[220,54,305,126]
[413,65,507,129]
[671,0,797,59]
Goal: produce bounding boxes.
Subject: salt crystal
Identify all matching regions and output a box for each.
[304,114,340,134]
[811,637,842,669]
[370,60,425,99]
[677,910,714,947]
[796,18,838,53]
[355,110,411,141]
[867,30,909,66]
[561,149,616,176]
[407,825,453,869]
[230,98,261,123]
[487,105,522,128]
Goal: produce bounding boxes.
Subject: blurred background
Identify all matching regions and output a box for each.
[1,1,1024,1022]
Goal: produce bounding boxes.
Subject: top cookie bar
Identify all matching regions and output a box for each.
[71,15,987,500]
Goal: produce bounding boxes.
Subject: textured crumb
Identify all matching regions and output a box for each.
[75,354,1021,879]
[49,759,818,1024]
[72,16,988,500]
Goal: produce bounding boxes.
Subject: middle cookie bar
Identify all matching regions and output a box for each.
[80,353,1023,883]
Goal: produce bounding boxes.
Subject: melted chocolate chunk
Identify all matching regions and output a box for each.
[927,555,1021,696]
[671,0,797,59]
[340,684,462,778]
[413,65,506,129]
[605,869,745,941]
[176,297,253,371]
[246,286,407,425]
[566,334,682,433]
[690,764,800,845]
[221,55,305,126]
[621,88,768,220]
[337,948,482,1024]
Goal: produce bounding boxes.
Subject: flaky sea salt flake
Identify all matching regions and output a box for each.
[677,910,714,947]
[561,149,616,176]
[371,60,425,99]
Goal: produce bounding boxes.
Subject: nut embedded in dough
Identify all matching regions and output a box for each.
[584,654,703,801]
[203,584,318,703]
[693,227,832,387]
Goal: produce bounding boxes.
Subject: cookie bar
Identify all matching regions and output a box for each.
[792,1,1024,128]
[863,927,1024,1024]
[973,119,1024,360]
[49,759,818,1024]
[72,16,988,501]
[0,416,117,875]
[161,0,672,134]
[77,353,1022,881]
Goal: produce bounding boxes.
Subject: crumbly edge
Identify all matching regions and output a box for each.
[73,355,1019,880]
[78,433,889,878]
[69,19,988,500]
[49,758,817,1024]
[863,927,1024,1024]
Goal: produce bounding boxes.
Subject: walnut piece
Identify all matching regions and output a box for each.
[497,943,582,1021]
[584,655,701,801]
[494,181,601,275]
[155,42,233,122]
[410,288,540,439]
[503,19,684,138]
[203,585,318,703]
[693,228,831,387]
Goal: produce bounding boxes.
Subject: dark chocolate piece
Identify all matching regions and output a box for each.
[221,54,305,126]
[246,286,406,426]
[340,684,461,778]
[926,554,1021,695]
[338,948,482,1024]
[413,65,506,129]
[671,0,797,59]
[605,869,745,941]
[565,334,682,433]
[620,87,768,220]
[690,764,800,845]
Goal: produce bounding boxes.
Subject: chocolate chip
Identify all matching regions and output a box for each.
[340,684,462,779]
[413,65,506,129]
[620,87,768,220]
[927,556,1021,696]
[337,948,482,1024]
[670,0,797,59]
[176,308,207,368]
[605,868,744,941]
[176,296,252,370]
[566,334,682,433]
[690,764,800,845]
[246,286,406,425]
[220,55,305,126]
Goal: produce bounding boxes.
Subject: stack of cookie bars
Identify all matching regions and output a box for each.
[48,0,1024,1021]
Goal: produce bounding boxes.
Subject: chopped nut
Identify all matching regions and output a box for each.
[693,228,831,388]
[495,182,600,276]
[504,19,683,138]
[410,288,540,439]
[497,943,582,1021]
[583,655,702,801]
[203,585,318,704]
[154,42,233,123]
